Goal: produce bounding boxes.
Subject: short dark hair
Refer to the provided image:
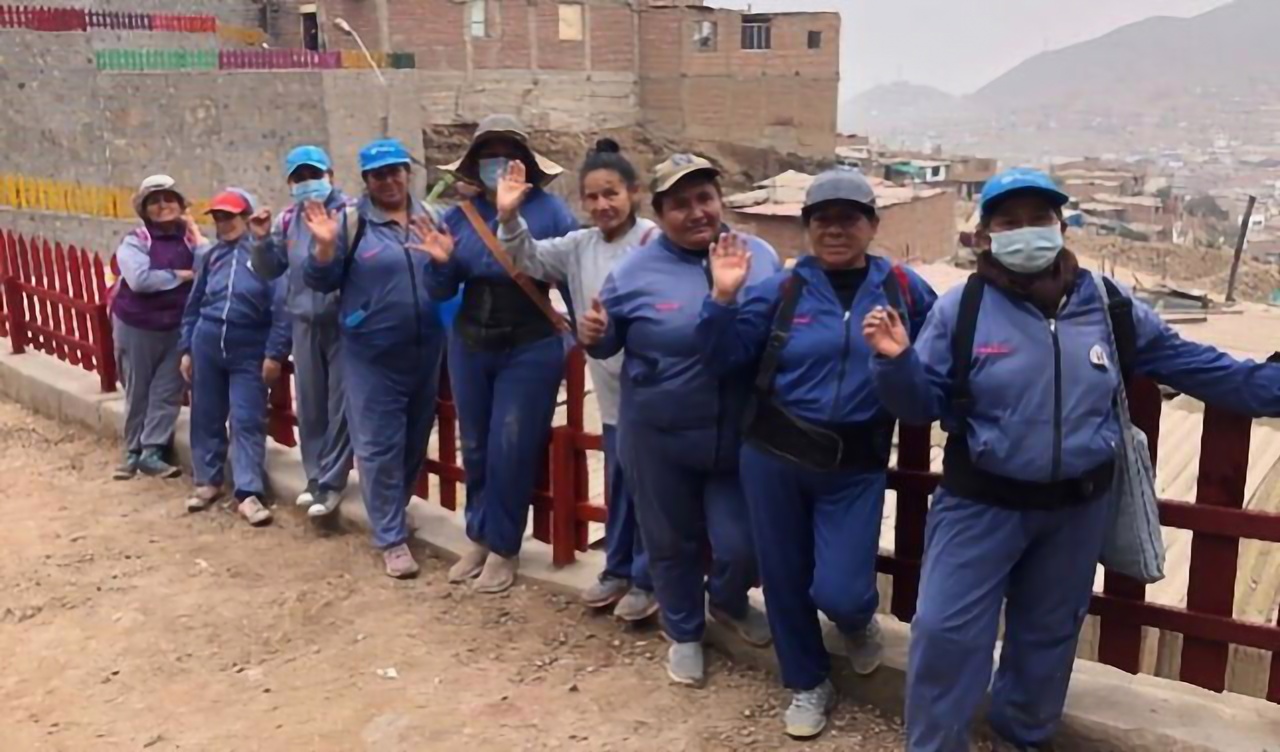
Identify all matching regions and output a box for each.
[581,138,638,189]
[652,174,722,214]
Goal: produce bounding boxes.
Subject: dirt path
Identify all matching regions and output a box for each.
[0,399,908,751]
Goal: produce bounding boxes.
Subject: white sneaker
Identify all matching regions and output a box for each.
[237,496,273,527]
[295,482,317,507]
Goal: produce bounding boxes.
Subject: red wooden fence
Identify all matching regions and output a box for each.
[0,227,1275,702]
[0,230,116,392]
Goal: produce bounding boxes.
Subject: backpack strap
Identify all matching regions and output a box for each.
[949,274,986,419]
[280,204,298,239]
[640,226,658,246]
[341,204,365,282]
[1101,276,1138,382]
[890,264,914,316]
[753,272,809,394]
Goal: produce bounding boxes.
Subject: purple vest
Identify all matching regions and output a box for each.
[111,229,195,332]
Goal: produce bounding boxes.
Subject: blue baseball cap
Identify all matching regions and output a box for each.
[980,168,1070,218]
[359,138,412,173]
[284,145,331,179]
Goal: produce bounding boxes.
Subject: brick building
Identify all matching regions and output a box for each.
[268,0,840,156]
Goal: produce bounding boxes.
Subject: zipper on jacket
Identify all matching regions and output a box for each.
[828,309,854,422]
[702,255,722,468]
[1049,318,1063,481]
[221,247,237,358]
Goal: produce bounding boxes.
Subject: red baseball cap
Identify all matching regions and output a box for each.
[205,190,251,215]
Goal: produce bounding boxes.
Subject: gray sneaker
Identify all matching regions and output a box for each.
[784,680,837,739]
[582,575,631,608]
[844,617,884,676]
[709,603,773,648]
[613,587,659,622]
[666,642,705,688]
[137,448,181,479]
[185,485,222,513]
[113,451,141,481]
[306,488,343,518]
[237,496,274,527]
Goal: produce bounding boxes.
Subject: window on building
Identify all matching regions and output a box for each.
[693,20,717,52]
[808,30,822,50]
[741,15,772,51]
[468,0,488,39]
[300,3,320,51]
[558,3,584,42]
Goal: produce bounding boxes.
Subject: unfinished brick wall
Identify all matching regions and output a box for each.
[639,8,840,157]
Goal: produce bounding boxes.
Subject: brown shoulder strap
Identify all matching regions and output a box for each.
[459,202,570,333]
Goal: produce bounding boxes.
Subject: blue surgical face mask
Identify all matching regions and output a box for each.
[479,158,510,191]
[990,225,1064,274]
[291,178,332,203]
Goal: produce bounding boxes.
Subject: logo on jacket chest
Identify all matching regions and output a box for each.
[653,302,682,312]
[975,343,1013,356]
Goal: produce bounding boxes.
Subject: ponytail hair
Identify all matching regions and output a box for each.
[580,138,639,189]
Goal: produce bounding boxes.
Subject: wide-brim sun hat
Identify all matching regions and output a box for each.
[437,114,564,187]
[133,174,188,219]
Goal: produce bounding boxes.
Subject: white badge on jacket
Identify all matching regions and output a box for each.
[1089,344,1110,369]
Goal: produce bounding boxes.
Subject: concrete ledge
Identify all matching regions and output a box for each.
[3,347,1278,751]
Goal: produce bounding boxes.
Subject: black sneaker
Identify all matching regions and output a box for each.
[307,488,343,518]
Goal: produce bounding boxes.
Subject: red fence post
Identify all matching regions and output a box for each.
[3,235,26,352]
[0,229,9,338]
[1179,405,1252,692]
[890,423,931,622]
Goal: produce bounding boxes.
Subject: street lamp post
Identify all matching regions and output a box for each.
[333,17,389,137]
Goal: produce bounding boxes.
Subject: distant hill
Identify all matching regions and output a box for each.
[845,83,957,134]
[844,0,1280,158]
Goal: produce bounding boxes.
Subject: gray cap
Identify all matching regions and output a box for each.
[803,167,877,220]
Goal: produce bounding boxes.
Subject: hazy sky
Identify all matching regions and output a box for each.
[708,0,1234,97]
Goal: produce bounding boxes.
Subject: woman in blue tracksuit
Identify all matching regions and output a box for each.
[303,138,448,580]
[863,168,1280,752]
[179,188,291,527]
[697,168,937,739]
[420,115,578,595]
[579,153,782,688]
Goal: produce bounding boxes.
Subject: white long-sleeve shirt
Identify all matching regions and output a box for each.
[498,215,658,426]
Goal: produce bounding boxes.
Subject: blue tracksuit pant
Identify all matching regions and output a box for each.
[293,318,353,493]
[620,420,757,644]
[450,335,565,558]
[344,338,445,550]
[190,322,269,500]
[741,444,885,690]
[906,490,1111,752]
[600,424,651,591]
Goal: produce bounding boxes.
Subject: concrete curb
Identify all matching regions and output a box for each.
[3,348,1278,751]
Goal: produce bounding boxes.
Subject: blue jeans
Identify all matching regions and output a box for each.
[450,335,565,558]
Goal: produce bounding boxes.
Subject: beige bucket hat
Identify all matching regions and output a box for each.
[438,114,564,187]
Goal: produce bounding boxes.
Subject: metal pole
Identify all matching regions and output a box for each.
[334,19,389,137]
[1225,195,1256,304]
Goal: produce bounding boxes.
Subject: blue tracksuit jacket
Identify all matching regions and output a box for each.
[179,237,290,360]
[698,254,937,424]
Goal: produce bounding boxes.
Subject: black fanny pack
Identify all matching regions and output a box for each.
[745,397,893,473]
[941,433,1114,510]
